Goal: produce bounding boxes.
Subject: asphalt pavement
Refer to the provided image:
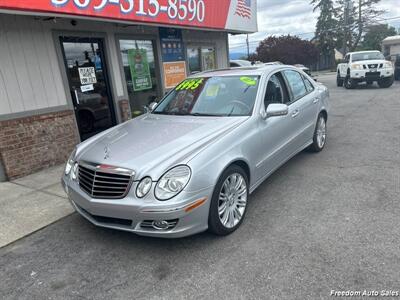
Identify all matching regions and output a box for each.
[1,75,399,300]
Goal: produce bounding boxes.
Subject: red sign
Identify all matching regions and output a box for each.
[0,0,257,32]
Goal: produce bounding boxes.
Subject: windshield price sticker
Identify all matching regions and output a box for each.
[176,78,204,91]
[240,76,257,86]
[51,0,206,22]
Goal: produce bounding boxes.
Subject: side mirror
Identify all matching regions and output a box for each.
[149,102,158,111]
[264,103,288,119]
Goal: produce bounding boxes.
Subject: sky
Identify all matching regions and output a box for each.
[229,0,400,55]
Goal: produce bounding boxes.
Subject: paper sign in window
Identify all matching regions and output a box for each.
[78,67,97,85]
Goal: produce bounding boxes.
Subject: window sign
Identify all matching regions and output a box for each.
[159,28,185,62]
[163,61,187,89]
[128,49,152,91]
[78,67,97,85]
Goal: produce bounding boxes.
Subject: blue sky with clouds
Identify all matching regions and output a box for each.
[229,0,400,55]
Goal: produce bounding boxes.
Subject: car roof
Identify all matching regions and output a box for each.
[349,50,381,55]
[189,64,295,77]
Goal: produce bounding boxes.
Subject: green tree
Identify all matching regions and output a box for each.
[361,24,397,50]
[311,0,338,64]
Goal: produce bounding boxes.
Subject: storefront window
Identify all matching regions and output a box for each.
[187,47,201,74]
[187,46,216,75]
[119,39,160,118]
[201,48,216,71]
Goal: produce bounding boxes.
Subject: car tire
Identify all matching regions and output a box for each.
[378,76,394,88]
[208,165,249,236]
[308,113,327,152]
[336,73,344,87]
[344,75,356,89]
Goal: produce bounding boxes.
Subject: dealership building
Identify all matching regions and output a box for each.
[0,0,257,181]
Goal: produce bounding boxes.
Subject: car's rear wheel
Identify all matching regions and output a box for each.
[208,165,248,236]
[309,113,327,152]
[378,76,394,88]
[336,73,344,87]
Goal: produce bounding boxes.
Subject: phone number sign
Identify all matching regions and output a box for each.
[0,0,238,31]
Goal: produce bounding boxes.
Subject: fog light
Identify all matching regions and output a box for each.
[152,220,169,230]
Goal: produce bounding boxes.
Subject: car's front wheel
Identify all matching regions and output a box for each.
[344,75,356,89]
[378,76,394,88]
[208,165,248,236]
[308,113,327,152]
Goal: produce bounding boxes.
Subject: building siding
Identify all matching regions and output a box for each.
[0,14,67,116]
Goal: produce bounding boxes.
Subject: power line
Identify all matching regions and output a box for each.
[229,15,400,49]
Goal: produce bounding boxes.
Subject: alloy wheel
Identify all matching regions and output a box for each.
[218,173,247,228]
[316,117,326,148]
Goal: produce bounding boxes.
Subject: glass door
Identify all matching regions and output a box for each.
[119,39,161,118]
[60,37,116,140]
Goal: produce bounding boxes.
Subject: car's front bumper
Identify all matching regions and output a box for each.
[350,68,394,81]
[62,176,213,238]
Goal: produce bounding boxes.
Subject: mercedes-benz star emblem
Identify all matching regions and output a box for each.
[104,146,110,160]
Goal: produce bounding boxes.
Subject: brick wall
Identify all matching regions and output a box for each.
[0,110,80,180]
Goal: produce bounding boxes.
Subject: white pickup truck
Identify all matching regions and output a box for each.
[337,50,394,89]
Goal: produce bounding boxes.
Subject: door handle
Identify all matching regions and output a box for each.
[291,109,300,118]
[313,97,320,104]
[74,89,80,105]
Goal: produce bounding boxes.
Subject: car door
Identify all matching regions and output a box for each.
[253,71,294,182]
[282,69,318,151]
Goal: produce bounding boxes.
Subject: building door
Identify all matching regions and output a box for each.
[60,37,116,140]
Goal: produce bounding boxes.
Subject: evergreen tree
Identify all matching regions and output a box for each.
[311,0,338,67]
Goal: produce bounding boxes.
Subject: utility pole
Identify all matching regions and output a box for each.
[246,34,250,60]
[343,0,353,55]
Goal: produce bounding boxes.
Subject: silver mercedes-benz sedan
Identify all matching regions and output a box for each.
[62,65,329,238]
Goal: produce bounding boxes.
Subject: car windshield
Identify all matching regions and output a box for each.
[153,76,260,117]
[352,52,384,62]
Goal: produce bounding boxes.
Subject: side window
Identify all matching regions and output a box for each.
[283,70,307,101]
[303,75,314,93]
[345,54,350,63]
[264,73,289,108]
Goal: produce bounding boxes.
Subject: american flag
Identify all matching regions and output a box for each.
[234,0,252,19]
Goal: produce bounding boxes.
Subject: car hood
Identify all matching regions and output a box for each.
[77,114,248,180]
[352,59,386,65]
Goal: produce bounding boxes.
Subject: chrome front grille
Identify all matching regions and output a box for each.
[78,162,134,199]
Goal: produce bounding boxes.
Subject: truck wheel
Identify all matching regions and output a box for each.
[336,73,344,87]
[378,76,394,88]
[344,76,356,89]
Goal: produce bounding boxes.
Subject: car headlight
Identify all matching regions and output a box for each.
[71,163,78,180]
[155,165,191,200]
[351,63,363,70]
[136,177,152,198]
[383,61,393,68]
[64,149,77,175]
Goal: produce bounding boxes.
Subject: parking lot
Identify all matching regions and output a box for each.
[1,74,399,300]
